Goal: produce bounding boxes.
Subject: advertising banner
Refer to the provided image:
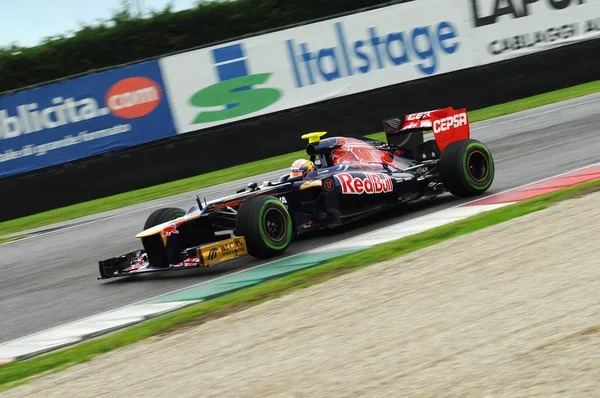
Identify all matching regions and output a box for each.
[468,0,600,63]
[159,0,478,134]
[0,60,176,178]
[6,0,599,180]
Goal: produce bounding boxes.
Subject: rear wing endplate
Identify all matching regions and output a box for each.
[383,107,470,154]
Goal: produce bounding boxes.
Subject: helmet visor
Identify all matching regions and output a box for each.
[289,170,305,177]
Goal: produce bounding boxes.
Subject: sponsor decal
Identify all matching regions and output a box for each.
[402,111,434,130]
[197,237,248,266]
[207,248,219,261]
[0,76,162,141]
[406,111,432,121]
[0,98,108,140]
[286,20,461,87]
[162,225,179,236]
[0,59,175,179]
[105,77,162,119]
[324,178,334,192]
[173,257,201,268]
[184,258,200,267]
[470,0,600,58]
[433,112,468,134]
[403,120,433,130]
[220,239,245,257]
[298,221,321,230]
[189,43,282,124]
[334,173,393,195]
[486,21,593,56]
[470,0,587,28]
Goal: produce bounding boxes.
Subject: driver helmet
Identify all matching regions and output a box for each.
[289,159,315,179]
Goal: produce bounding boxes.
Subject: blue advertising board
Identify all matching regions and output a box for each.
[0,60,176,178]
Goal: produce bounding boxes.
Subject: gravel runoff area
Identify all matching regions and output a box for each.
[5,191,600,397]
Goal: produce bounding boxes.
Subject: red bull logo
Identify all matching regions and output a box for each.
[162,225,179,236]
[335,173,393,195]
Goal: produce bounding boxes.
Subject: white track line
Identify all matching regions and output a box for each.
[470,96,600,132]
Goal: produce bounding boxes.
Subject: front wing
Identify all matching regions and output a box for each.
[98,236,248,279]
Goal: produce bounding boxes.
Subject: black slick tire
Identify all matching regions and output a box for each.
[144,207,186,229]
[236,196,292,259]
[439,139,495,197]
[140,207,186,268]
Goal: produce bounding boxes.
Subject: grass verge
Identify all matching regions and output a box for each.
[1,79,600,238]
[1,177,599,390]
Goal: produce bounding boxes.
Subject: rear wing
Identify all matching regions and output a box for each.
[383,107,470,156]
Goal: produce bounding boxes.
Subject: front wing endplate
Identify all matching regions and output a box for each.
[98,236,249,279]
[197,237,248,266]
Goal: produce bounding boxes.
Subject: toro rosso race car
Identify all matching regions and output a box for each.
[99,107,494,279]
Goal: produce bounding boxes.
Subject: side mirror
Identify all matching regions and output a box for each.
[237,182,259,194]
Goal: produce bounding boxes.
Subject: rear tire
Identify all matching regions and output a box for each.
[144,207,186,229]
[439,139,494,197]
[236,196,292,258]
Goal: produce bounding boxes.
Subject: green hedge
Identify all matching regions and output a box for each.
[0,0,408,94]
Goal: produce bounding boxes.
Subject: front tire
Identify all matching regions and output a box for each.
[143,207,186,229]
[141,207,186,268]
[236,196,292,258]
[439,139,494,197]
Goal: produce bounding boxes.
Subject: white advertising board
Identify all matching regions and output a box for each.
[467,0,600,63]
[159,0,478,134]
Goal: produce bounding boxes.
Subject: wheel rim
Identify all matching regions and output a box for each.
[262,208,286,242]
[467,150,489,182]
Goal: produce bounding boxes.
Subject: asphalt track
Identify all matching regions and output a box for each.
[1,94,600,344]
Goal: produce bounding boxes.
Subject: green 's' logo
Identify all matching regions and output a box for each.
[190,74,281,123]
[189,43,282,124]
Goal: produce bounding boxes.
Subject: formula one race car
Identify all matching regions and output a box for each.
[99,107,494,279]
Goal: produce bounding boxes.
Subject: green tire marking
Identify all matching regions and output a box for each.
[258,199,292,250]
[463,143,494,191]
[169,212,185,221]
